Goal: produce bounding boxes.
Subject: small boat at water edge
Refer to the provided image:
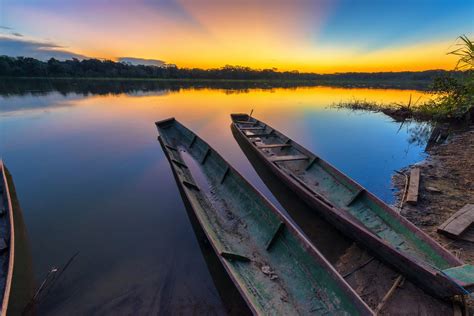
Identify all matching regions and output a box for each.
[156,118,373,315]
[230,113,474,298]
[0,161,15,316]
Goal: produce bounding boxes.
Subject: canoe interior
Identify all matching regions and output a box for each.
[230,114,458,272]
[156,118,371,315]
[0,162,14,316]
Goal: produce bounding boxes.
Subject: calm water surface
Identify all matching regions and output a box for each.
[0,81,432,314]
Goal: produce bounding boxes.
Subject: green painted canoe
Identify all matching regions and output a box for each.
[156,118,373,315]
[231,113,474,298]
[0,161,15,316]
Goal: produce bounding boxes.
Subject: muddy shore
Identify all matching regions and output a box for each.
[392,126,474,310]
[393,127,474,261]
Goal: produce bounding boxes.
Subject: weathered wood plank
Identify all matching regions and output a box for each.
[438,204,474,238]
[265,222,285,250]
[269,155,308,162]
[457,225,474,242]
[189,135,197,148]
[201,148,211,164]
[182,180,200,191]
[240,126,265,131]
[246,133,273,138]
[220,251,251,262]
[305,156,319,170]
[171,159,188,169]
[165,144,178,151]
[235,120,257,124]
[346,189,365,207]
[220,166,230,184]
[406,168,420,205]
[257,143,292,149]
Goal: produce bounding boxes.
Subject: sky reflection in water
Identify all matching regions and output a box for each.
[0,85,430,314]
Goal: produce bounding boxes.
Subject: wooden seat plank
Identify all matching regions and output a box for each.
[346,189,365,207]
[240,126,266,131]
[257,143,292,149]
[235,120,257,124]
[438,204,474,238]
[270,155,308,162]
[246,133,273,138]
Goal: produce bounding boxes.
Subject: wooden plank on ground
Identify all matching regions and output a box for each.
[438,204,474,239]
[406,168,420,205]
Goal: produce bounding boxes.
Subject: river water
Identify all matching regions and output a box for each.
[0,80,432,314]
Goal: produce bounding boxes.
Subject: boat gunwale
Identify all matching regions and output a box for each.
[156,118,374,315]
[230,113,465,297]
[0,160,15,316]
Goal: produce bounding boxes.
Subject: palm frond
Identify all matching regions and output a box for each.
[448,35,474,70]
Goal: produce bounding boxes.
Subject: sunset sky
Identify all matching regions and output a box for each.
[0,0,473,72]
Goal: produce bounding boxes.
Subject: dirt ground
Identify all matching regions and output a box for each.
[393,127,474,262]
[333,126,474,315]
[391,126,474,313]
[335,243,459,315]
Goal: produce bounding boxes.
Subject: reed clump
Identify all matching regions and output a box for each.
[334,35,474,123]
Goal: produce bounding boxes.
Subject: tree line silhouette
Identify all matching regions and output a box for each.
[0,55,460,83]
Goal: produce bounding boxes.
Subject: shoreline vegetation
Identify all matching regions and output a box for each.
[333,93,473,123]
[334,36,474,123]
[0,55,466,92]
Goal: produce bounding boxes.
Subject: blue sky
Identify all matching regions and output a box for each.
[0,0,472,71]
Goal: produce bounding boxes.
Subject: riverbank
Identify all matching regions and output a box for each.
[334,99,474,124]
[393,126,474,256]
[332,126,474,313]
[393,126,474,308]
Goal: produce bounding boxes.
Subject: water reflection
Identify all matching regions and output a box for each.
[0,81,431,314]
[0,78,430,98]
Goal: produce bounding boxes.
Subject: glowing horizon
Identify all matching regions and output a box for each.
[0,0,472,73]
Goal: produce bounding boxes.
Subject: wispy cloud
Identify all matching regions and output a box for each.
[11,32,23,37]
[0,36,87,60]
[118,57,165,67]
[0,26,12,30]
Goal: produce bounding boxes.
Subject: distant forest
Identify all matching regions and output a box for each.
[0,55,462,84]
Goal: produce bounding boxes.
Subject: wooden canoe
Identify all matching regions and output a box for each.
[156,118,373,315]
[0,161,15,316]
[230,113,474,298]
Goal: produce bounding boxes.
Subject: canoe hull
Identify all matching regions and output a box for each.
[158,136,253,315]
[0,161,15,316]
[230,114,465,298]
[156,118,373,315]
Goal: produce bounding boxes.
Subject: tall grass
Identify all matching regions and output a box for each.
[449,35,474,70]
[334,35,474,122]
